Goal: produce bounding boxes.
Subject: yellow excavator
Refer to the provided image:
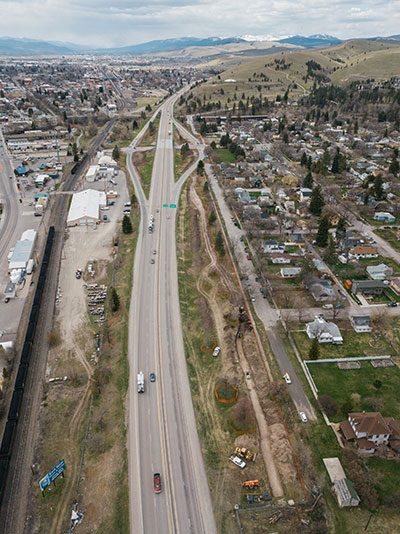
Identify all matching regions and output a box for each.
[235,447,256,462]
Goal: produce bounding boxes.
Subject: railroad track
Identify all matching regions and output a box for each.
[0,118,116,534]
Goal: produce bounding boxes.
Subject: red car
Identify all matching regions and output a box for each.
[154,473,162,494]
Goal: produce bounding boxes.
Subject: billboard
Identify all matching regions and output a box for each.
[39,459,66,492]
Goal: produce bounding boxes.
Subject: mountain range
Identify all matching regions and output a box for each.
[0,34,399,56]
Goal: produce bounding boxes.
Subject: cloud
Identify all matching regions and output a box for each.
[0,0,398,47]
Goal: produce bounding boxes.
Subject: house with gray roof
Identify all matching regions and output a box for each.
[350,315,371,333]
[351,280,386,296]
[306,315,343,344]
[366,263,392,281]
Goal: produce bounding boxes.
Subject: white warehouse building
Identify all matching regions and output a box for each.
[67,189,107,226]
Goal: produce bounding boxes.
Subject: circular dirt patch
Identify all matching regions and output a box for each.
[201,341,216,353]
[215,382,238,404]
[230,414,257,434]
[226,315,239,327]
[216,289,230,300]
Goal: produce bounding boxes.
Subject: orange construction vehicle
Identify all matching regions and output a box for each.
[242,480,260,489]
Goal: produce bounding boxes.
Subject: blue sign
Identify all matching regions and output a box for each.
[39,459,66,492]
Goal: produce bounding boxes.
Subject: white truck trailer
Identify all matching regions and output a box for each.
[137,371,145,393]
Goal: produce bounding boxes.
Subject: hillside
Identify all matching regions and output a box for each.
[189,40,400,109]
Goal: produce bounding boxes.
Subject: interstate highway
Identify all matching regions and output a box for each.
[127,91,216,533]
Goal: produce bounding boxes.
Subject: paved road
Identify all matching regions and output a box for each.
[127,91,216,533]
[0,129,21,289]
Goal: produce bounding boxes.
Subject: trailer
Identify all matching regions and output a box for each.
[137,371,144,393]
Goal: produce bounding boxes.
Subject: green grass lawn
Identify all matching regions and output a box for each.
[309,361,400,422]
[368,457,400,503]
[215,148,235,163]
[292,328,395,361]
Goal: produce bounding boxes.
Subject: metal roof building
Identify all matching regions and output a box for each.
[67,189,106,227]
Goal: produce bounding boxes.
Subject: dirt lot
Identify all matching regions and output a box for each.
[177,175,307,533]
[33,172,131,533]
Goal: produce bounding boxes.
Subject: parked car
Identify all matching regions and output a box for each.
[387,302,398,307]
[335,304,344,309]
[283,373,291,384]
[299,412,308,423]
[213,346,221,357]
[150,372,156,382]
[322,304,333,310]
[229,455,246,469]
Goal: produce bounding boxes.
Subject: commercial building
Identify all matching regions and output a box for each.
[8,229,37,270]
[67,189,107,226]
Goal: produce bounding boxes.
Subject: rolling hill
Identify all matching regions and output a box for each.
[188,39,400,110]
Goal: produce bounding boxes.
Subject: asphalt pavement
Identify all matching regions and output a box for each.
[126,91,216,533]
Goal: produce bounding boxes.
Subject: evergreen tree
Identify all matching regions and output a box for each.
[373,174,384,200]
[112,145,120,160]
[309,337,320,360]
[208,211,216,225]
[180,142,189,157]
[309,185,325,216]
[215,231,225,258]
[110,287,120,312]
[197,159,205,175]
[331,149,340,174]
[315,215,329,247]
[336,217,346,240]
[303,171,313,189]
[323,235,337,264]
[389,153,399,176]
[122,215,133,234]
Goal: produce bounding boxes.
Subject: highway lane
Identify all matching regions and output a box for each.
[127,93,216,533]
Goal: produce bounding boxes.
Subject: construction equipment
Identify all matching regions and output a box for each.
[268,512,282,524]
[235,447,256,462]
[242,480,260,489]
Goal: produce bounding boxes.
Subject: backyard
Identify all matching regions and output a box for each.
[308,360,400,423]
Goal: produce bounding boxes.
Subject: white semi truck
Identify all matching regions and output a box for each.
[137,371,144,393]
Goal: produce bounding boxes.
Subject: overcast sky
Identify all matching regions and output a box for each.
[0,0,399,47]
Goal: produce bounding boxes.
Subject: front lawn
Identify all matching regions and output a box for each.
[291,327,395,361]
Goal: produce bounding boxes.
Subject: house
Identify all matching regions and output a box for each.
[280,267,301,278]
[340,412,400,454]
[366,263,393,280]
[263,240,285,254]
[390,277,400,295]
[289,233,306,246]
[350,315,371,333]
[306,315,343,344]
[270,252,292,264]
[351,280,386,296]
[348,246,378,259]
[305,277,335,302]
[299,188,312,202]
[374,212,395,223]
[312,258,328,272]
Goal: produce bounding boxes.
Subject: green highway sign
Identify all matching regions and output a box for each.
[170,204,176,208]
[163,203,168,207]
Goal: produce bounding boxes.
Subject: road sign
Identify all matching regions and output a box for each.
[163,203,168,207]
[39,459,66,492]
[169,204,176,208]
